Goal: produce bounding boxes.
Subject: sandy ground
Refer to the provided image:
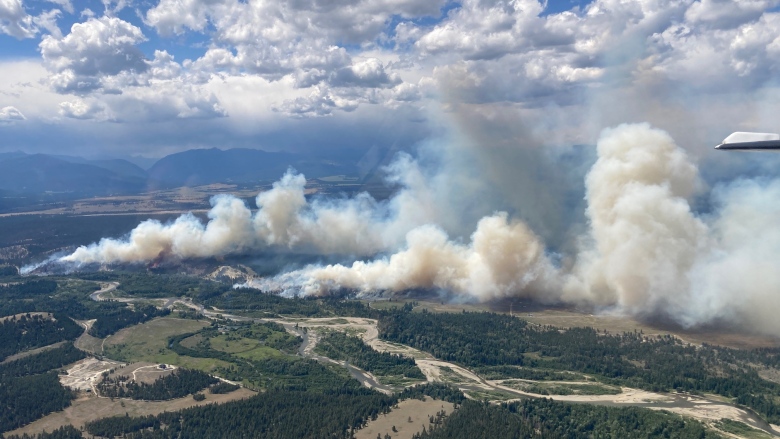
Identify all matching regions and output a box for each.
[6,387,256,437]
[662,400,754,423]
[354,398,455,439]
[60,357,123,392]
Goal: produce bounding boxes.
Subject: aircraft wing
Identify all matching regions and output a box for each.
[715,132,780,151]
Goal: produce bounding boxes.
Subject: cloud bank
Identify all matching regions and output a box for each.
[5,0,780,158]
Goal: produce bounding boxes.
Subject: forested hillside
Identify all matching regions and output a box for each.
[379,308,780,423]
[0,345,86,432]
[0,314,82,361]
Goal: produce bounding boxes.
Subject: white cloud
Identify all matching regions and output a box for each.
[0,105,25,123]
[329,58,401,88]
[58,99,113,121]
[40,16,147,93]
[45,0,73,14]
[37,17,227,122]
[0,0,36,38]
[33,8,62,37]
[685,0,777,29]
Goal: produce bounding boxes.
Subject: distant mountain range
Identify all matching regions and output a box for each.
[146,148,357,188]
[0,148,361,197]
[0,154,147,195]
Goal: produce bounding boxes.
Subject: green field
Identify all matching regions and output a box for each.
[501,380,622,396]
[208,335,285,360]
[103,317,232,373]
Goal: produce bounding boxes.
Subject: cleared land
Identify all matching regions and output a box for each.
[354,398,454,439]
[73,319,103,354]
[60,357,123,392]
[102,317,232,373]
[0,341,67,364]
[6,386,255,437]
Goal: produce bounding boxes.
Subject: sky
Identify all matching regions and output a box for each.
[2,0,780,159]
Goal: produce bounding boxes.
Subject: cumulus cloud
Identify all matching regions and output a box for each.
[0,105,25,123]
[40,16,147,94]
[58,99,113,121]
[37,17,226,122]
[0,0,36,38]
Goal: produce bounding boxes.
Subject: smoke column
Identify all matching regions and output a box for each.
[24,123,780,334]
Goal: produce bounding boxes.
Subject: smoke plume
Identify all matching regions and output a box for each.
[24,123,780,334]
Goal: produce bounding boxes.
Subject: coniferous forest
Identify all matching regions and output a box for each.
[3,273,780,438]
[378,307,780,423]
[315,331,424,379]
[96,368,218,400]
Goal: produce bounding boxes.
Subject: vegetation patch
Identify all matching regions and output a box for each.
[97,368,218,401]
[315,331,424,381]
[414,399,722,439]
[501,380,622,396]
[0,313,83,361]
[713,418,773,439]
[379,307,780,423]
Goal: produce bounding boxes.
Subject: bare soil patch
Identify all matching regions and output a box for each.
[354,398,454,439]
[6,387,256,437]
[0,341,67,364]
[60,357,122,392]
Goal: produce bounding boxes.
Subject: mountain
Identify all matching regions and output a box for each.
[0,154,147,195]
[51,155,149,180]
[147,148,358,187]
[0,147,361,199]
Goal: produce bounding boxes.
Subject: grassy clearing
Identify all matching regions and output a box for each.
[501,380,622,396]
[208,335,284,361]
[438,366,467,383]
[6,388,256,437]
[464,389,519,401]
[353,398,454,439]
[713,419,774,439]
[379,375,426,387]
[103,317,231,373]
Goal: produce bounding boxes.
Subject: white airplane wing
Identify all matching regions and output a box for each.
[715,132,780,151]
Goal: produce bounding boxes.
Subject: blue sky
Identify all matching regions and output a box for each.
[2,0,780,160]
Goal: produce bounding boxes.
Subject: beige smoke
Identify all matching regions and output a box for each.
[57,164,439,265]
[564,123,708,314]
[34,122,780,334]
[253,212,561,301]
[247,123,780,334]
